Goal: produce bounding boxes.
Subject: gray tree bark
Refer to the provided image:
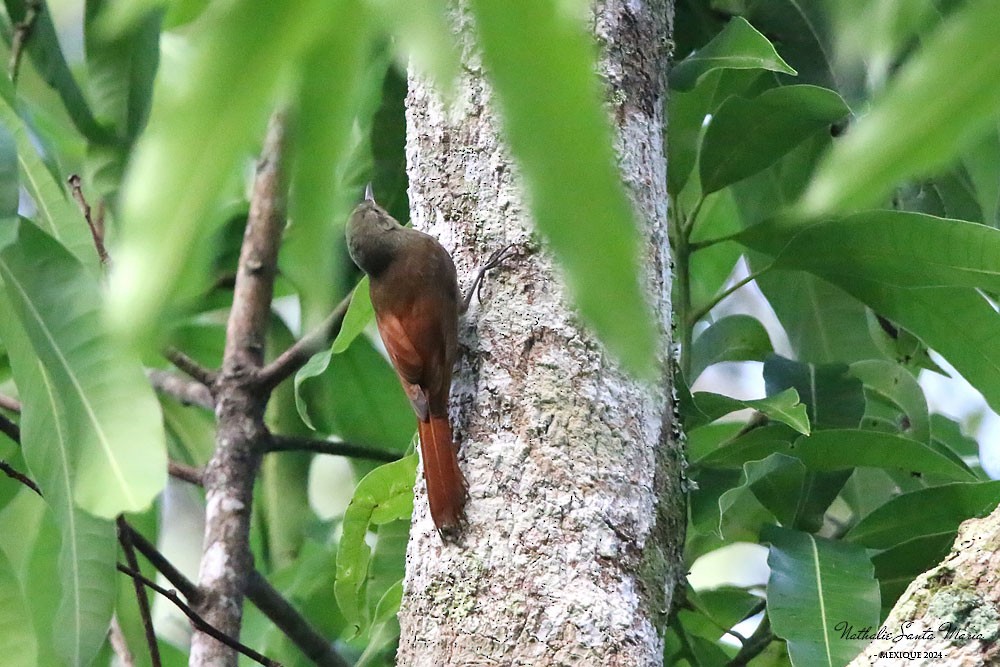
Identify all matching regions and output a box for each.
[850,509,1000,666]
[396,2,683,665]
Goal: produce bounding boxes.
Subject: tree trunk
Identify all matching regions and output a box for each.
[850,509,1000,666]
[396,2,682,665]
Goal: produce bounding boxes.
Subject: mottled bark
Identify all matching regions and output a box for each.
[396,2,682,665]
[851,510,1000,667]
[189,114,287,667]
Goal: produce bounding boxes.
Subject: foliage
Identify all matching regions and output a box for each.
[669,0,1000,665]
[0,0,657,664]
[0,0,998,665]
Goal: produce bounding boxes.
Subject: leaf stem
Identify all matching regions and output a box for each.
[687,265,770,327]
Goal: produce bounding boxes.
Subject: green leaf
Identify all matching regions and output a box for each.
[0,80,95,267]
[846,481,1000,549]
[801,0,1000,214]
[0,123,17,217]
[755,270,882,364]
[3,0,112,144]
[719,454,847,533]
[764,356,865,430]
[296,335,414,451]
[702,428,974,481]
[85,0,160,142]
[700,85,849,195]
[870,532,954,611]
[294,349,332,431]
[671,16,796,91]
[0,294,116,666]
[850,359,930,444]
[739,211,1000,293]
[332,278,375,355]
[690,314,773,381]
[284,4,382,325]
[739,215,1000,411]
[691,388,810,435]
[335,454,417,632]
[0,547,37,667]
[764,525,879,667]
[468,0,657,376]
[365,0,459,93]
[0,219,167,516]
[107,0,331,346]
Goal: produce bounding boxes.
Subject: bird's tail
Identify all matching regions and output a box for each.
[417,415,467,533]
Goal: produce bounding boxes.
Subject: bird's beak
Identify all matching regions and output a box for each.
[364,183,375,203]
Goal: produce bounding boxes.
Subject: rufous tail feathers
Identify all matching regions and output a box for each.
[417,415,467,532]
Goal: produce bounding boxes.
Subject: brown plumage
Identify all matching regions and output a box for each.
[346,191,467,533]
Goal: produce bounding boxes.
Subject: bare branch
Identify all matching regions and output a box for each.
[0,394,21,413]
[124,520,348,667]
[269,434,400,463]
[256,293,351,391]
[8,0,40,82]
[245,570,349,667]
[193,110,287,666]
[67,174,110,265]
[168,460,204,486]
[0,459,41,495]
[0,412,20,443]
[164,347,218,387]
[117,517,161,667]
[116,563,282,667]
[123,522,201,604]
[148,369,214,410]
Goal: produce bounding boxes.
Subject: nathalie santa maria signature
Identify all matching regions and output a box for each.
[835,621,987,642]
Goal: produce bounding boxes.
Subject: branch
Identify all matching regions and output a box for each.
[726,613,773,667]
[269,434,400,463]
[164,348,218,387]
[124,523,201,602]
[0,393,21,412]
[193,110,288,665]
[8,0,40,82]
[256,293,351,391]
[124,521,347,667]
[116,563,281,667]
[67,174,110,265]
[245,570,350,667]
[148,369,214,410]
[0,459,41,495]
[117,517,161,667]
[0,412,20,443]
[686,265,770,327]
[168,460,204,486]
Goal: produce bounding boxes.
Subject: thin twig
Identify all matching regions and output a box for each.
[726,613,773,667]
[168,460,204,486]
[261,298,347,379]
[0,412,20,443]
[124,521,347,667]
[256,293,352,391]
[269,434,400,463]
[123,522,201,604]
[67,174,110,265]
[0,459,41,495]
[0,393,21,413]
[109,615,136,667]
[687,266,771,327]
[115,563,282,667]
[164,348,218,387]
[245,571,349,667]
[117,517,161,667]
[147,369,214,410]
[8,0,40,82]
